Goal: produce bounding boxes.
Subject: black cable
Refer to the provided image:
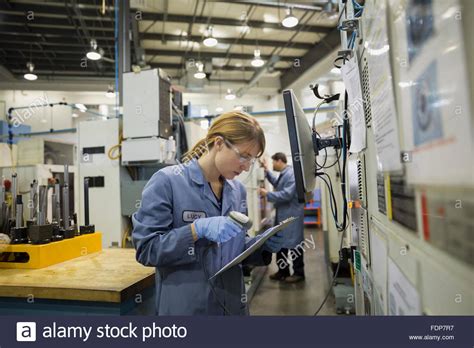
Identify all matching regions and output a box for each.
[321,173,341,226]
[314,223,346,315]
[321,147,342,170]
[336,1,347,30]
[339,91,350,232]
[313,173,350,315]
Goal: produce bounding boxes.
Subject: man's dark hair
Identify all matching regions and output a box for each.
[271,152,287,163]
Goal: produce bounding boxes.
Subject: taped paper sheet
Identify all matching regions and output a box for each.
[341,55,366,153]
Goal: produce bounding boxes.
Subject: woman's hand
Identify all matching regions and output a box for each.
[193,216,244,243]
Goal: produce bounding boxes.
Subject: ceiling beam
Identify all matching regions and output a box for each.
[0,44,297,62]
[232,1,324,11]
[280,28,340,90]
[2,57,286,72]
[0,25,315,50]
[0,3,332,34]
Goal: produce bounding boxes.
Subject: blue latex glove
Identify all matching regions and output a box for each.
[193,216,243,243]
[264,233,285,252]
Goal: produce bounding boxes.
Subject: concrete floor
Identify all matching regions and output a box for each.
[250,228,337,316]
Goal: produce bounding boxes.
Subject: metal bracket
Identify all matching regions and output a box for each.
[340,18,360,32]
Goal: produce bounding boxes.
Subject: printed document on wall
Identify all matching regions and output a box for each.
[364,0,402,172]
[388,258,421,315]
[389,0,474,186]
[341,55,366,153]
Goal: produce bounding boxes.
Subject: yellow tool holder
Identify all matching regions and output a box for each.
[0,232,102,269]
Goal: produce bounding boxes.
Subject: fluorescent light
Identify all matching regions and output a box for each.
[282,8,299,28]
[251,49,265,67]
[216,107,224,113]
[203,26,218,47]
[75,103,87,112]
[203,37,217,47]
[87,50,102,60]
[225,89,236,100]
[194,71,206,79]
[72,113,79,118]
[193,62,206,79]
[24,62,37,81]
[87,39,102,60]
[24,73,37,81]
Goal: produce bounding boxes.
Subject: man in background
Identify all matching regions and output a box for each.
[259,152,305,283]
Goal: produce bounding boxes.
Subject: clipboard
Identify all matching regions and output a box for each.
[210,216,299,279]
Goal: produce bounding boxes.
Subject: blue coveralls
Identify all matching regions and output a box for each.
[132,159,270,315]
[265,166,305,249]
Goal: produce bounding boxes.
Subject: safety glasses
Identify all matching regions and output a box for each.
[222,138,257,165]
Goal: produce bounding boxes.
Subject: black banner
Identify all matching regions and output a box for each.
[1,316,472,347]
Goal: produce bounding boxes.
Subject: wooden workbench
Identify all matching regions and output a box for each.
[0,249,156,315]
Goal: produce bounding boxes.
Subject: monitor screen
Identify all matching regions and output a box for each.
[283,89,316,203]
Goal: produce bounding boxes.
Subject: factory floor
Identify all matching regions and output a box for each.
[250,228,337,316]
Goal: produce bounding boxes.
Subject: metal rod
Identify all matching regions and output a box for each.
[11,173,17,219]
[62,184,70,229]
[64,164,69,186]
[51,192,57,222]
[0,179,5,206]
[38,185,48,225]
[29,180,38,221]
[0,202,6,234]
[84,177,90,226]
[15,195,23,228]
[55,183,61,223]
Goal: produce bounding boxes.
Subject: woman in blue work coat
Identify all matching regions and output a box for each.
[132,112,283,315]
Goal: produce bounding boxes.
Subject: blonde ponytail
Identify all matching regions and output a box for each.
[183,111,265,162]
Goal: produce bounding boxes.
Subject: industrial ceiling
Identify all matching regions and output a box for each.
[0,0,340,92]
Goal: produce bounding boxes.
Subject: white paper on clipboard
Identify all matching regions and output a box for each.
[210,217,298,279]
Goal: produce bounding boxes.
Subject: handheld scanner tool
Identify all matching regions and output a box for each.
[228,211,253,230]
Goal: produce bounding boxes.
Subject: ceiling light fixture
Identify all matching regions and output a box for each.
[251,49,265,67]
[75,103,87,112]
[282,8,299,28]
[24,62,37,81]
[225,89,236,100]
[86,39,102,60]
[72,113,79,118]
[105,85,116,98]
[203,26,218,47]
[193,62,206,79]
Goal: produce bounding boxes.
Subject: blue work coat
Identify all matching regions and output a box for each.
[132,159,270,315]
[265,165,305,249]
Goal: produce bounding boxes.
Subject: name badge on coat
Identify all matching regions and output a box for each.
[182,210,207,222]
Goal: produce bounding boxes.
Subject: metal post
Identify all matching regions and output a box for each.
[118,0,131,105]
[29,180,38,222]
[62,184,70,229]
[15,195,23,228]
[38,185,48,225]
[84,178,90,226]
[11,173,17,219]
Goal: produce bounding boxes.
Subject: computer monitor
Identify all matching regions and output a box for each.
[283,89,316,203]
